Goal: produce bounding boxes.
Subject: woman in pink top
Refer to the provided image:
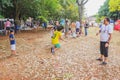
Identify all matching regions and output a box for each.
[5,19,11,35]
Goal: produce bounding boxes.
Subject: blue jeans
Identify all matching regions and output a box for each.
[85,28,88,36]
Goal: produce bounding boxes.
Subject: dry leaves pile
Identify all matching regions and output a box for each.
[0,28,120,80]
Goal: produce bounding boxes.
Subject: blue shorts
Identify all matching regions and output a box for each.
[54,43,61,48]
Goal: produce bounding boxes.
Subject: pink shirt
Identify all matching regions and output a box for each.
[5,21,11,27]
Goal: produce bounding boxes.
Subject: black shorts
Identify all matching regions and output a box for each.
[6,27,11,30]
[100,42,108,57]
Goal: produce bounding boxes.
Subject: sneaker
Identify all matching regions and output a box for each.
[96,58,103,61]
[51,47,55,54]
[100,62,107,65]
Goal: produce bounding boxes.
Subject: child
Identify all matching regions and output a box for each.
[68,28,73,38]
[9,30,17,55]
[51,26,64,54]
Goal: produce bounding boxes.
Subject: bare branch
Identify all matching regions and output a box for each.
[82,0,88,5]
[76,0,82,6]
[77,0,88,6]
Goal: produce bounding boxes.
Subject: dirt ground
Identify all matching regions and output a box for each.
[0,27,120,80]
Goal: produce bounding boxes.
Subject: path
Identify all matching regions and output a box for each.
[0,28,120,80]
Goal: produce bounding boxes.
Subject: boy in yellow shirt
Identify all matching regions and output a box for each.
[51,26,64,54]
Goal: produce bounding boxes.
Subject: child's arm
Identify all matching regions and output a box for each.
[9,38,15,40]
[96,30,101,36]
[59,36,67,42]
[60,36,63,41]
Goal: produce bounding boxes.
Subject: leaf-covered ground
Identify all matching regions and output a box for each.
[0,27,120,80]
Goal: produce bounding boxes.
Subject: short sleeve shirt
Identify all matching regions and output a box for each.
[5,21,11,27]
[76,21,80,29]
[52,31,62,44]
[9,34,16,45]
[100,24,113,42]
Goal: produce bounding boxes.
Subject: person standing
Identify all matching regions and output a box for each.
[5,19,11,35]
[44,22,47,30]
[96,18,113,65]
[9,30,17,55]
[84,21,89,36]
[76,21,80,37]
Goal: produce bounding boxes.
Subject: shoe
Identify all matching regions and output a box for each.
[100,62,107,65]
[96,58,103,61]
[51,47,55,54]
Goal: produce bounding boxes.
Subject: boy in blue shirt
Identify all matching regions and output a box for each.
[9,30,16,55]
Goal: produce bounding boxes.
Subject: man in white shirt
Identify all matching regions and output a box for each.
[76,21,80,37]
[96,18,113,65]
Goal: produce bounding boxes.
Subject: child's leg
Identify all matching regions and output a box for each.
[11,45,16,55]
[11,50,16,54]
[54,47,60,52]
[6,30,8,35]
[51,44,61,54]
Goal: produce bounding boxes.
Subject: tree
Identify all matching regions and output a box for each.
[76,0,88,28]
[98,0,110,17]
[109,0,120,19]
[0,0,79,22]
[109,0,120,12]
[58,0,79,20]
[0,0,13,17]
[98,0,119,21]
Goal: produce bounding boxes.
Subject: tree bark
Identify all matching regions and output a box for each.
[78,5,83,28]
[77,0,88,32]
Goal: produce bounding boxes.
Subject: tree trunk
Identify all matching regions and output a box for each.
[13,0,21,21]
[77,0,88,30]
[78,5,83,34]
[78,5,83,28]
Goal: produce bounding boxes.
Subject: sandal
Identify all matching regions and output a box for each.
[100,62,107,65]
[96,58,103,61]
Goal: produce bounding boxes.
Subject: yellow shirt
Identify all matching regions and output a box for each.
[52,31,62,44]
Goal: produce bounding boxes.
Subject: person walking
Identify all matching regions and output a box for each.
[84,21,89,36]
[51,26,64,54]
[96,18,113,65]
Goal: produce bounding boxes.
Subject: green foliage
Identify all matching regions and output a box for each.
[109,0,120,12]
[0,0,79,21]
[0,14,4,18]
[98,0,110,17]
[59,0,79,20]
[98,0,119,20]
[37,16,48,23]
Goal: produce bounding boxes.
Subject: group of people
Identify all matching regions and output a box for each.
[51,18,113,65]
[3,19,20,35]
[6,17,113,66]
[51,20,89,38]
[3,19,17,56]
[50,20,89,54]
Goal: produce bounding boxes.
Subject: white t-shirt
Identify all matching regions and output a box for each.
[76,21,80,28]
[100,24,113,42]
